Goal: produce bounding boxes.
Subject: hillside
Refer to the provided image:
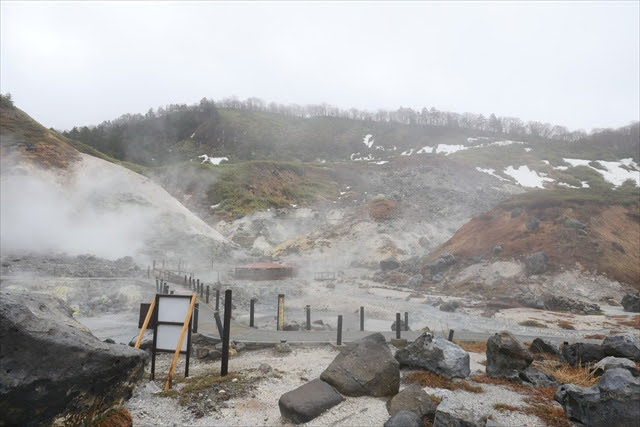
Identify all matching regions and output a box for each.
[0,100,234,263]
[427,188,640,288]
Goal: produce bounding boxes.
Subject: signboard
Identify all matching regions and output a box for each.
[149,294,194,380]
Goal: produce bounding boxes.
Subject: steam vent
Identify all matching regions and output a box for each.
[234,262,296,280]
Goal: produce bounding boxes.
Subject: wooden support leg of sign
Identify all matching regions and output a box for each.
[164,293,197,391]
[135,296,157,349]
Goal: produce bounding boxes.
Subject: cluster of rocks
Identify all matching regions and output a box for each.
[514,292,601,315]
[0,254,141,277]
[1,290,147,425]
[278,332,474,426]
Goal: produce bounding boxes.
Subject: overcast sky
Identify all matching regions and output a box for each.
[1,1,638,132]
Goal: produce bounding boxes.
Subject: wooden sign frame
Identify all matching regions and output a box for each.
[150,294,194,380]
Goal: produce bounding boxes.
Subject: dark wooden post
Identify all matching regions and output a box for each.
[200,282,204,298]
[153,260,156,270]
[155,278,159,291]
[337,315,343,345]
[277,294,285,331]
[306,305,311,330]
[215,289,220,310]
[250,298,256,327]
[196,279,200,293]
[192,303,199,333]
[448,329,455,341]
[396,313,401,339]
[404,312,409,331]
[221,290,232,376]
[206,286,210,303]
[214,311,223,338]
[184,275,187,286]
[360,306,364,331]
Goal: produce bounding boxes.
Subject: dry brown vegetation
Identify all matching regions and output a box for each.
[430,203,640,287]
[369,198,399,221]
[472,375,570,427]
[557,320,576,330]
[537,361,599,387]
[92,408,133,427]
[615,315,640,328]
[405,371,483,393]
[455,340,488,353]
[518,320,548,328]
[584,333,607,340]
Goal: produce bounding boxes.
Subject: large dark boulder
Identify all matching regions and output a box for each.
[518,367,559,387]
[555,368,640,427]
[602,333,640,362]
[524,251,547,275]
[486,331,533,379]
[529,338,561,356]
[320,333,399,397]
[593,357,639,377]
[278,378,344,424]
[561,342,606,366]
[384,410,423,427]
[543,295,600,314]
[386,384,437,417]
[0,290,147,426]
[621,293,640,312]
[381,258,401,271]
[395,333,470,378]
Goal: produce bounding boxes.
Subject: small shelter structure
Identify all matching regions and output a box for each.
[234,262,296,280]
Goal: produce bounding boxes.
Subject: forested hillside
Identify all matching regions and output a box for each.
[63,97,640,166]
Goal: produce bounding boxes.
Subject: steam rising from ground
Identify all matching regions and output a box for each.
[1,163,153,259]
[1,153,231,262]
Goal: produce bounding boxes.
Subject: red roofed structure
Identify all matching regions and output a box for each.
[234,262,296,280]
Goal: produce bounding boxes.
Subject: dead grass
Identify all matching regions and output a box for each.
[455,340,487,353]
[518,320,548,328]
[584,333,606,340]
[474,375,569,427]
[405,371,483,393]
[91,408,133,427]
[538,361,598,387]
[369,198,399,221]
[557,320,575,330]
[616,315,640,328]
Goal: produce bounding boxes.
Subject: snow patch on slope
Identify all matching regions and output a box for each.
[504,165,554,188]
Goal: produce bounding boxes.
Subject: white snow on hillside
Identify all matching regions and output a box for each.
[436,144,467,155]
[363,134,374,148]
[198,155,228,165]
[488,140,524,147]
[562,158,640,187]
[401,148,414,156]
[524,148,532,152]
[504,165,554,188]
[476,167,509,182]
[467,137,478,143]
[350,153,374,162]
[416,145,434,154]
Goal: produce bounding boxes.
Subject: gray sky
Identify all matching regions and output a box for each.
[1,1,638,132]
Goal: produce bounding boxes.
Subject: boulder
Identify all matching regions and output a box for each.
[0,290,147,426]
[427,253,456,273]
[283,321,301,331]
[275,342,292,354]
[561,342,606,366]
[278,378,344,424]
[555,368,640,427]
[621,293,640,312]
[395,333,470,378]
[486,331,533,379]
[492,245,503,255]
[511,208,523,218]
[384,410,423,427]
[526,217,540,231]
[593,356,639,377]
[386,384,437,417]
[543,295,600,314]
[320,333,399,397]
[433,398,488,427]
[439,301,460,312]
[518,367,559,387]
[602,333,640,362]
[381,258,401,271]
[524,251,547,275]
[529,338,561,356]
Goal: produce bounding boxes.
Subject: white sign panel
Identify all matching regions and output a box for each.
[158,296,191,323]
[156,324,188,352]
